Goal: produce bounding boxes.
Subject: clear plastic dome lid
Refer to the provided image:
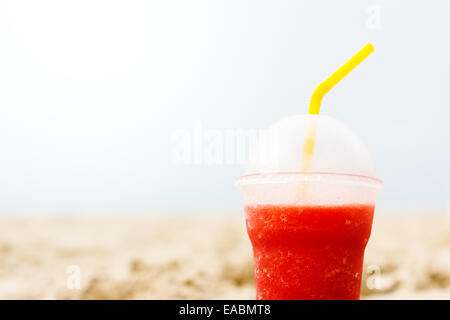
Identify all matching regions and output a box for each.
[245,114,379,181]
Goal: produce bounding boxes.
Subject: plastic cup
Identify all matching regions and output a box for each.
[238,172,381,300]
[237,115,382,300]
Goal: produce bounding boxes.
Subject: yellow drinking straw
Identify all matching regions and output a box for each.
[297,43,374,199]
[308,43,375,115]
[300,43,375,173]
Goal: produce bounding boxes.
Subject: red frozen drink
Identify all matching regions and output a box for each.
[245,203,374,300]
[238,114,382,300]
[238,44,380,299]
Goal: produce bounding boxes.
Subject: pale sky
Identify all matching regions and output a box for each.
[0,0,449,214]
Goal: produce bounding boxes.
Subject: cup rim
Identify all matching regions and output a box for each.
[236,171,383,188]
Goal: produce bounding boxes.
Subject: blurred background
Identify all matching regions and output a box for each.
[0,0,449,300]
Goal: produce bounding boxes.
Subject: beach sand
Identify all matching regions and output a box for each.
[0,214,449,299]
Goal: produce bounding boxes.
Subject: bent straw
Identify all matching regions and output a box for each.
[298,43,374,196]
[308,43,374,115]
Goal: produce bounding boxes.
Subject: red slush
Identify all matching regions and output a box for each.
[245,203,374,300]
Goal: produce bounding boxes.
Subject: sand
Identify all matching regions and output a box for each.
[0,214,449,299]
